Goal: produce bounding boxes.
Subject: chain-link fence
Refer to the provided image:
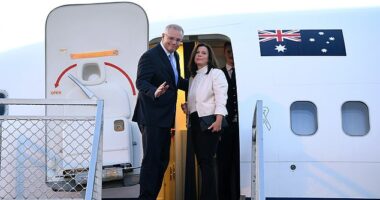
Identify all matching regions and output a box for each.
[0,99,103,200]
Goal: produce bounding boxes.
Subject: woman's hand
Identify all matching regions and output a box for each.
[209,114,223,133]
[181,102,188,114]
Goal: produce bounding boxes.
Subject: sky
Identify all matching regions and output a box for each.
[1,0,380,53]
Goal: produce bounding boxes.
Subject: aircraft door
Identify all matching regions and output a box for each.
[45,2,147,189]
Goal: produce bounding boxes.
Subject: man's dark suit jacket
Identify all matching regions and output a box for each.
[222,67,238,124]
[132,44,188,128]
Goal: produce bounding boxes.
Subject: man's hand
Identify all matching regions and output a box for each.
[154,82,169,98]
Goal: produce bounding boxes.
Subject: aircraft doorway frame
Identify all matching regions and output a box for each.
[149,34,241,200]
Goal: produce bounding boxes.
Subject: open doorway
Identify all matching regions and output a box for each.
[149,34,240,199]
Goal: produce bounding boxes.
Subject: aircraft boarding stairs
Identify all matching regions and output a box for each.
[0,98,104,200]
[0,96,265,200]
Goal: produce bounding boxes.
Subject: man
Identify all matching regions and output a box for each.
[218,41,240,200]
[132,24,188,200]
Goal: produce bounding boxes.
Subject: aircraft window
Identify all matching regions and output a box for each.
[290,101,318,136]
[342,101,370,136]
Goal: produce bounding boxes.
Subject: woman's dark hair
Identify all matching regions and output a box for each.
[187,43,219,77]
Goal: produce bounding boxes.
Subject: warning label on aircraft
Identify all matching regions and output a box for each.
[258,29,346,56]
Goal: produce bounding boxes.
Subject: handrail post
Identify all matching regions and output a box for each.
[252,100,264,200]
[85,99,104,200]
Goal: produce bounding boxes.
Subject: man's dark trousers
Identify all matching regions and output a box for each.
[138,125,171,200]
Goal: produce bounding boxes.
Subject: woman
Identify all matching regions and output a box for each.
[185,43,228,200]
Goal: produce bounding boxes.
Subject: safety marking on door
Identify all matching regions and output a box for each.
[53,62,136,95]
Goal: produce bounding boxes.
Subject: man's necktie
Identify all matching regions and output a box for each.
[229,67,235,79]
[169,53,178,85]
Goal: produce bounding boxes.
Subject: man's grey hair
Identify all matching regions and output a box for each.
[164,24,184,37]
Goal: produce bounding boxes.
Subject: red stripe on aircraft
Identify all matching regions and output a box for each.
[104,62,136,96]
[55,64,77,88]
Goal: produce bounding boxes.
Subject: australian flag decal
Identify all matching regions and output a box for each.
[258,29,346,56]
